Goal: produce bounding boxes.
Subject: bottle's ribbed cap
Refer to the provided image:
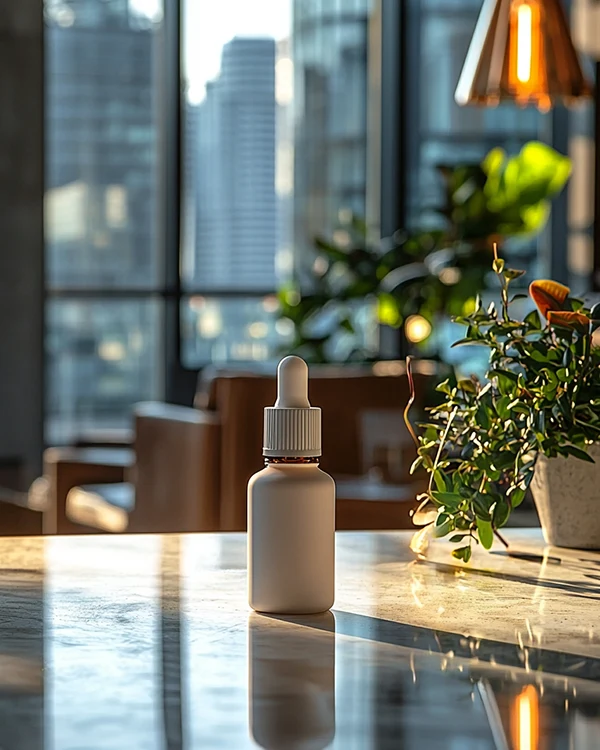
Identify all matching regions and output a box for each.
[263,356,321,458]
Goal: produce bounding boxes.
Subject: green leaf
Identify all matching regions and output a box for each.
[457,378,477,393]
[509,401,529,414]
[541,369,559,396]
[461,441,476,459]
[495,368,518,382]
[503,268,526,281]
[495,395,512,419]
[517,141,572,198]
[524,309,542,330]
[377,294,402,327]
[492,498,511,528]
[530,349,550,363]
[451,338,487,348]
[477,518,494,550]
[451,545,472,563]
[431,491,462,509]
[496,371,517,396]
[433,470,449,493]
[508,487,526,507]
[449,534,467,543]
[473,492,493,520]
[433,513,453,538]
[477,404,491,429]
[492,451,517,470]
[435,379,452,395]
[482,141,570,236]
[519,202,550,235]
[563,445,595,463]
[482,146,505,177]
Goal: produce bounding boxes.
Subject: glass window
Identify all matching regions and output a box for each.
[45,1,163,289]
[181,296,290,369]
[46,298,162,444]
[44,0,164,442]
[181,0,374,364]
[406,0,545,279]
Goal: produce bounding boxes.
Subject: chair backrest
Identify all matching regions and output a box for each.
[201,362,435,531]
[130,403,221,532]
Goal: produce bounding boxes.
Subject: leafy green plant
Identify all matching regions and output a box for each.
[279,142,571,363]
[406,248,600,563]
[278,216,489,362]
[441,141,572,242]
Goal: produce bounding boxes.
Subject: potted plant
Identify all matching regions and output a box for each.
[405,246,600,560]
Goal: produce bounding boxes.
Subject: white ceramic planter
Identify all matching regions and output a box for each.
[531,443,600,549]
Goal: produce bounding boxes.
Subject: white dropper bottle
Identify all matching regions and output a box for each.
[248,355,335,614]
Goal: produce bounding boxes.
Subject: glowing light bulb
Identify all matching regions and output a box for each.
[509,0,545,104]
[516,4,532,83]
[405,315,432,344]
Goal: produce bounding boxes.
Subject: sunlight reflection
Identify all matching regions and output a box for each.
[410,578,424,608]
[513,685,539,750]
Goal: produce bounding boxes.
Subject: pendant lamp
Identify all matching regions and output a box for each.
[455,0,593,110]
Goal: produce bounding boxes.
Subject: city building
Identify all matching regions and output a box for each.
[292,0,370,277]
[45,0,159,288]
[45,0,161,442]
[191,37,277,292]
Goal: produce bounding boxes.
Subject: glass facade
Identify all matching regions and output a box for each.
[44,0,163,443]
[46,299,162,443]
[45,0,162,288]
[292,0,370,276]
[180,0,374,368]
[181,296,291,367]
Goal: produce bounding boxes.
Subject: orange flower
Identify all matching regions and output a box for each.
[529,280,570,320]
[547,310,590,331]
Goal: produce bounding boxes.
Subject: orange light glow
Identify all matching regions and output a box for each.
[516,4,532,82]
[509,0,547,106]
[513,685,539,750]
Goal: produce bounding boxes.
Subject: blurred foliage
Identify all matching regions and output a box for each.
[278,142,571,363]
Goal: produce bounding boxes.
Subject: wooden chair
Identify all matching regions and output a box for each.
[44,362,434,534]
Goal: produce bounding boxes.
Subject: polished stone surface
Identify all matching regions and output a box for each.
[0,530,599,749]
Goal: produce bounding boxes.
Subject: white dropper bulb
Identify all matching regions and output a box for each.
[274,356,310,408]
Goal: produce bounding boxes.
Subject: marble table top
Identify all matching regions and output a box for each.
[1,529,599,749]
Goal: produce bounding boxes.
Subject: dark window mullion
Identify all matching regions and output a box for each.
[161,0,183,402]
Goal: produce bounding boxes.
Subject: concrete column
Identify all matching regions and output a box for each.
[0,1,44,484]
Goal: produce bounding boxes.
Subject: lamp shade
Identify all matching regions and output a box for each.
[455,0,593,110]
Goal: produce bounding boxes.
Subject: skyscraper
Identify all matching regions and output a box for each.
[45,0,159,287]
[192,37,277,291]
[292,1,370,275]
[45,0,161,442]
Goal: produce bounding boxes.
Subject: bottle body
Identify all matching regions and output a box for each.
[248,462,335,614]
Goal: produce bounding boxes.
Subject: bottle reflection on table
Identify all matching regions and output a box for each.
[248,611,335,750]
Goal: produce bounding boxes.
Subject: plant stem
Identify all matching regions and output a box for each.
[403,356,419,449]
[493,242,510,322]
[493,529,509,548]
[428,406,458,493]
